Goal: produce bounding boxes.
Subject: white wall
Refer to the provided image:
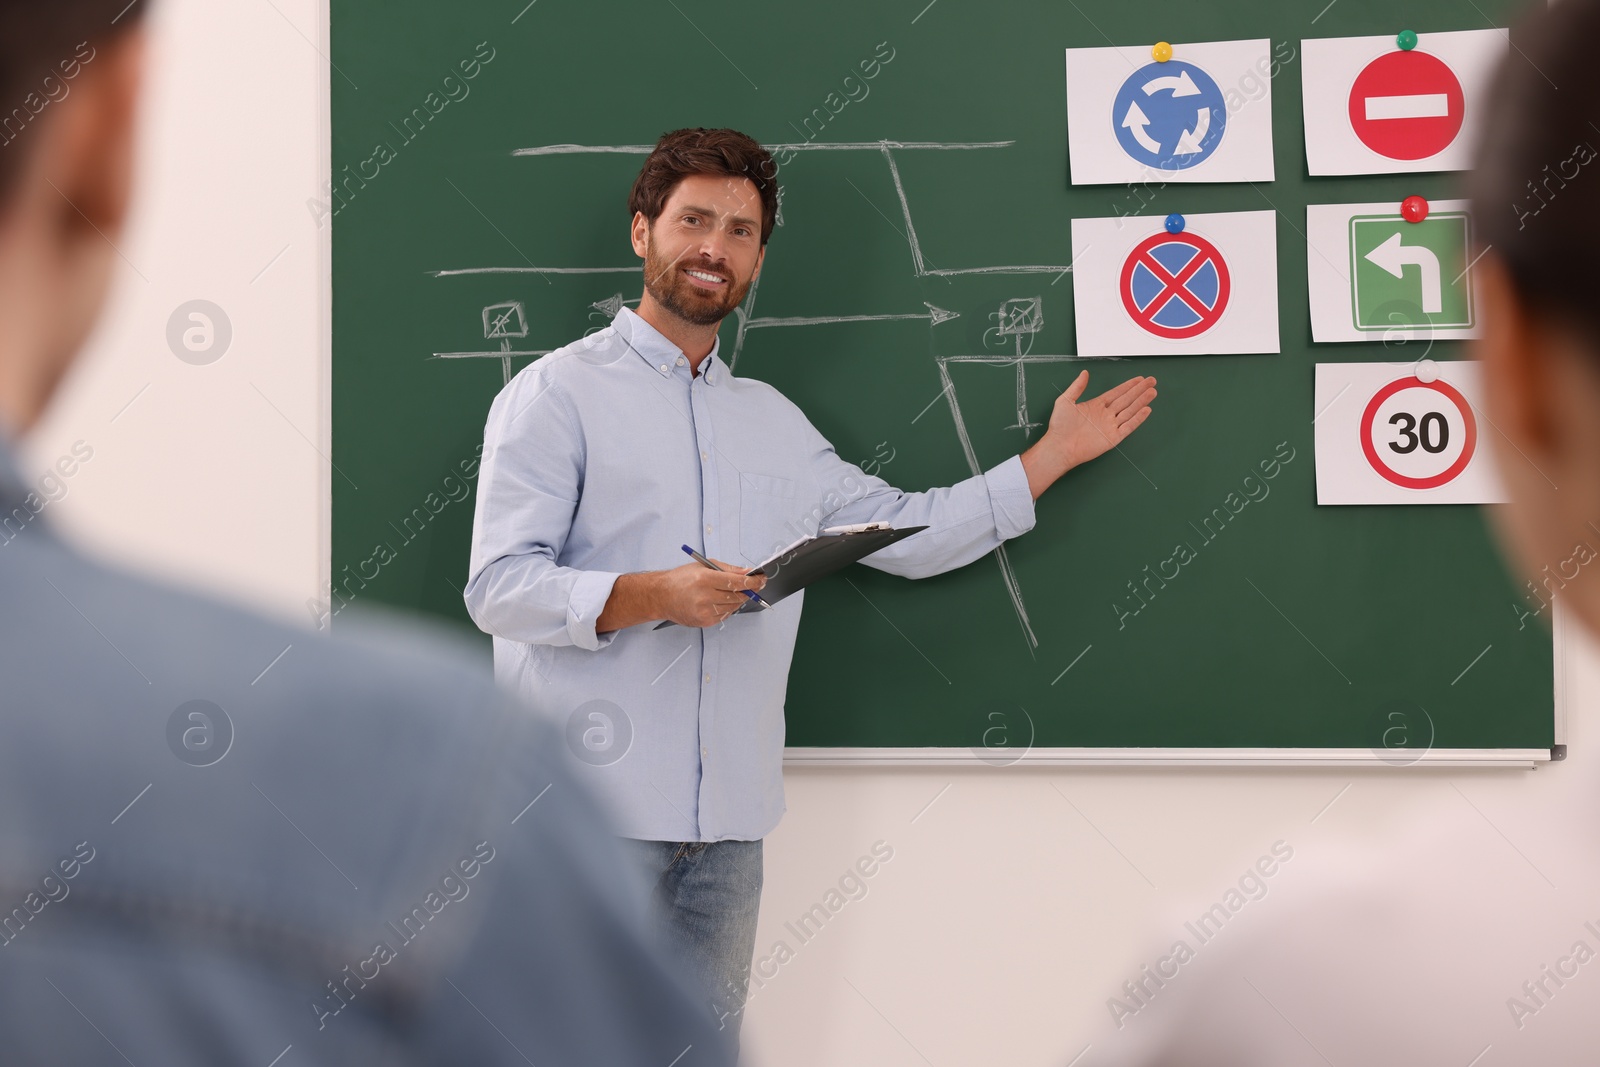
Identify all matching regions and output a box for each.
[21,4,1598,1065]
[27,0,326,626]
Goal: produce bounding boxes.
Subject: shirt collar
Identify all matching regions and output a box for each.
[613,305,726,385]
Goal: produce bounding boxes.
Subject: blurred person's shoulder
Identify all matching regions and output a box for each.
[1,509,549,926]
[1090,787,1600,1067]
[0,517,728,1063]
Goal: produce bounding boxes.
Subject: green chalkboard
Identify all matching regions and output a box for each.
[330,0,1553,755]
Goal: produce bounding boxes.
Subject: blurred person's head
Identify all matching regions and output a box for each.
[0,2,146,439]
[1469,0,1600,640]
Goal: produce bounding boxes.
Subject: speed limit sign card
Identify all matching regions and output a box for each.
[1314,361,1506,505]
[1306,199,1480,344]
[1300,29,1506,175]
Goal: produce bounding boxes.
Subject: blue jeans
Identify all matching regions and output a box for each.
[617,838,763,1052]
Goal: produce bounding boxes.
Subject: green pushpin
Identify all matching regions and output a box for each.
[1397,29,1417,50]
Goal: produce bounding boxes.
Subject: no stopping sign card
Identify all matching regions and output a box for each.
[1314,361,1506,505]
[1300,29,1506,175]
[1071,210,1279,357]
[1065,39,1276,185]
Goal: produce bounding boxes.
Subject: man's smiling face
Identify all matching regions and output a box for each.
[632,172,765,328]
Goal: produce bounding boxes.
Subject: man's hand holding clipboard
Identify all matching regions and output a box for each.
[653,522,929,629]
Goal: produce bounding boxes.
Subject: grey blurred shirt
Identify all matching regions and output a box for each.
[464,306,1038,842]
[0,433,731,1066]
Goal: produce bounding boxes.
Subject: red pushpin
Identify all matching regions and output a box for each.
[1400,195,1429,223]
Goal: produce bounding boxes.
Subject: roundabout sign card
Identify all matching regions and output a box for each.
[1065,38,1276,185]
[1314,361,1506,505]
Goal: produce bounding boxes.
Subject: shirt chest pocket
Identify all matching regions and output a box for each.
[739,472,814,568]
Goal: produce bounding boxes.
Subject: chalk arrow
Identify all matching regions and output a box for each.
[1121,102,1163,155]
[1143,70,1201,98]
[590,292,626,318]
[1173,108,1212,154]
[746,304,960,330]
[1364,233,1442,314]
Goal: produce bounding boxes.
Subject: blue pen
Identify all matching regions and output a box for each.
[681,544,767,608]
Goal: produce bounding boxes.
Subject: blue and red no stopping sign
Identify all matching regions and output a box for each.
[1119,230,1231,338]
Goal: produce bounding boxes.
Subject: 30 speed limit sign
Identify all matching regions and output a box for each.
[1314,361,1506,505]
[1359,375,1475,489]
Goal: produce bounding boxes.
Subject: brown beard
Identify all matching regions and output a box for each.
[641,241,752,327]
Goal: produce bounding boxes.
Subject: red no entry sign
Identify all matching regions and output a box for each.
[1119,231,1231,339]
[1347,50,1465,161]
[1359,375,1477,489]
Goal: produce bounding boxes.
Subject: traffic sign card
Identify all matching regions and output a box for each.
[1306,199,1481,344]
[1065,39,1276,185]
[1070,210,1279,357]
[1300,29,1506,175]
[1314,361,1506,505]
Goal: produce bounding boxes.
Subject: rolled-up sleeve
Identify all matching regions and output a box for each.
[805,422,1037,580]
[463,371,621,651]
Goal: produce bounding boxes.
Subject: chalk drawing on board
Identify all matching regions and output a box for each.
[483,300,527,339]
[983,297,1046,435]
[740,301,959,331]
[432,300,552,385]
[936,350,1087,649]
[995,297,1043,337]
[430,140,1074,371]
[590,293,634,318]
[429,140,1087,650]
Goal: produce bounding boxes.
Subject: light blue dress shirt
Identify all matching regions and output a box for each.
[464,306,1037,841]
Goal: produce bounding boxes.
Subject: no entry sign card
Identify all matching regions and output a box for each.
[1306,199,1481,344]
[1314,361,1507,505]
[1300,29,1506,175]
[1065,39,1276,185]
[1070,210,1279,358]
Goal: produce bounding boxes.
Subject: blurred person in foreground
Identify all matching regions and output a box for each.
[0,3,731,1064]
[1094,1,1600,1063]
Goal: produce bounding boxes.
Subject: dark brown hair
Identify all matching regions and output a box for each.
[628,127,779,246]
[1466,0,1600,345]
[0,1,148,194]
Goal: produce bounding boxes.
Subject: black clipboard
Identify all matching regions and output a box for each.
[653,522,928,628]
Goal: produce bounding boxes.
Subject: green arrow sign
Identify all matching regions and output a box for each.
[1348,213,1474,332]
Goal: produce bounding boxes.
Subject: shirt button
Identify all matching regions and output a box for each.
[676,356,686,366]
[702,747,708,757]
[704,674,711,683]
[705,524,712,533]
[701,451,709,461]
[658,363,668,372]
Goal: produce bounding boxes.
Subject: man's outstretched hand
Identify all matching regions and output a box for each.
[1019,371,1157,499]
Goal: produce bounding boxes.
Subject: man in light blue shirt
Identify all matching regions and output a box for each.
[464,126,1158,1044]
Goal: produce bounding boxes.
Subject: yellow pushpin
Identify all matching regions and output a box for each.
[1152,41,1173,63]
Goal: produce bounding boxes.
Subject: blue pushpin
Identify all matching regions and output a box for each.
[1164,213,1185,234]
